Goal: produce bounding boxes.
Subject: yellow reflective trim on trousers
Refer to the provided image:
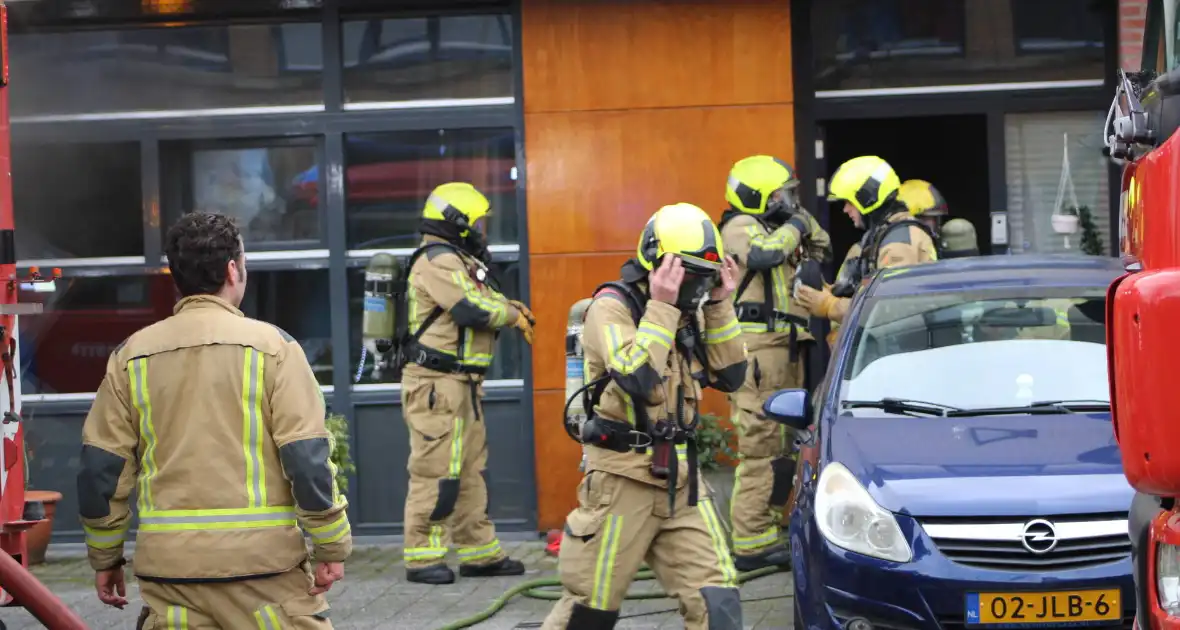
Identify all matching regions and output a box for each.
[139,506,297,532]
[405,525,448,561]
[241,347,267,509]
[129,357,158,513]
[83,524,128,550]
[698,499,739,587]
[458,540,502,564]
[733,527,780,551]
[705,318,741,344]
[254,604,281,630]
[590,514,624,610]
[308,514,351,545]
[448,416,465,478]
[166,605,189,630]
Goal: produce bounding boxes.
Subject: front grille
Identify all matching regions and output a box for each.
[921,513,1131,572]
[937,613,1133,630]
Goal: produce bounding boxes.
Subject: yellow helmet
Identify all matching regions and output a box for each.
[898,179,949,218]
[827,156,901,215]
[422,182,490,236]
[725,155,799,216]
[635,203,725,273]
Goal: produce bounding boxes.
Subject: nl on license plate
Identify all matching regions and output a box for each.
[965,589,1121,626]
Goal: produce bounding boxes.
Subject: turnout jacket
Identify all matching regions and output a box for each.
[404,234,522,381]
[582,294,748,489]
[77,296,352,580]
[826,212,938,325]
[720,212,831,353]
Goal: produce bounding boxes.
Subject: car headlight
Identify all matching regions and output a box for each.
[1158,542,1180,616]
[815,462,912,563]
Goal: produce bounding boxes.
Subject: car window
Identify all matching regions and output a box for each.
[840,288,1108,411]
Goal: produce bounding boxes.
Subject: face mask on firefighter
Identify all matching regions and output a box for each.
[675,263,718,311]
[765,184,800,225]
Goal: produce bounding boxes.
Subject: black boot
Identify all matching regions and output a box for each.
[733,546,791,572]
[406,563,456,585]
[459,557,526,577]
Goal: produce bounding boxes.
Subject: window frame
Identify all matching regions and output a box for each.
[10,0,526,406]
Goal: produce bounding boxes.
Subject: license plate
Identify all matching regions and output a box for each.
[965,589,1121,626]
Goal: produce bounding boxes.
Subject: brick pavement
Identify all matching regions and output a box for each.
[0,541,794,629]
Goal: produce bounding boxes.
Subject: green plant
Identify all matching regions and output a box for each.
[694,413,736,472]
[325,414,357,494]
[1063,205,1105,256]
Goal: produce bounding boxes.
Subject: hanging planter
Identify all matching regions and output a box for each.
[1050,132,1083,250]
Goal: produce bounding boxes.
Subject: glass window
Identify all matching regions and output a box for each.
[13,142,143,261]
[812,0,1106,92]
[10,23,324,117]
[163,139,322,248]
[341,14,514,103]
[1004,111,1111,255]
[347,260,523,384]
[1141,0,1180,73]
[343,128,518,250]
[20,269,331,394]
[9,0,321,27]
[840,288,1108,411]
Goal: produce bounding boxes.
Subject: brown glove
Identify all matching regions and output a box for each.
[513,312,535,345]
[508,299,536,325]
[795,283,838,319]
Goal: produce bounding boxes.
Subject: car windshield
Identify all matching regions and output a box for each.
[839,287,1109,414]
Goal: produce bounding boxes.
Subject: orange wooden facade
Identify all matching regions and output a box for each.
[521,0,796,530]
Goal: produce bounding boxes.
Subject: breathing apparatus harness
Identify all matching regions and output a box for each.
[561,262,710,515]
[831,203,937,298]
[717,208,819,364]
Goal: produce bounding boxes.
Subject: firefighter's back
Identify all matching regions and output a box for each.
[119,295,308,580]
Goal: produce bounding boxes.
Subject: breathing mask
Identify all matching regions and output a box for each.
[763,183,802,227]
[676,262,719,311]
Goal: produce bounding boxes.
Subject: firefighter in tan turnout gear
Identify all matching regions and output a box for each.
[543,203,748,629]
[717,155,831,571]
[77,212,351,629]
[401,182,534,585]
[797,156,938,324]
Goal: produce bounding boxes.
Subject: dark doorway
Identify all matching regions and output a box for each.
[819,114,991,270]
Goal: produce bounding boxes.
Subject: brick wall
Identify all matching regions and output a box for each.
[1121,0,1149,70]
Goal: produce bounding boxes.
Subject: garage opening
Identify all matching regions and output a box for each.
[819,114,991,267]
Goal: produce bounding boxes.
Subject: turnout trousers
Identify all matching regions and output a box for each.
[541,472,742,630]
[138,562,330,629]
[401,371,506,570]
[728,345,804,559]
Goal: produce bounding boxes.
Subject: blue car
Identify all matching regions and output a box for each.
[763,255,1135,630]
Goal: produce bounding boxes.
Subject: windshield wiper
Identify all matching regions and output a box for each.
[946,400,1111,418]
[842,398,961,417]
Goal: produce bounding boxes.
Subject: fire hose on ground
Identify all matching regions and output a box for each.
[434,565,786,630]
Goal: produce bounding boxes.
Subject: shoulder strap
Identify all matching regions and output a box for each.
[866,218,936,272]
[592,281,646,324]
[402,241,466,342]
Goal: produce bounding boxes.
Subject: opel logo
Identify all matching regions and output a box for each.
[1020,519,1059,554]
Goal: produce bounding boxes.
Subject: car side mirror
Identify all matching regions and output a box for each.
[762,388,811,431]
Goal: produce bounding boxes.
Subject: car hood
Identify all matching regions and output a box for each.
[827,413,1133,517]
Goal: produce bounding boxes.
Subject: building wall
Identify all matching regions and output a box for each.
[520,0,795,531]
[1121,0,1149,70]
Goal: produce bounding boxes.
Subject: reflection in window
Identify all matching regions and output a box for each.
[1004,112,1111,255]
[166,140,321,246]
[341,15,514,102]
[342,129,517,250]
[9,0,321,27]
[19,269,332,394]
[812,0,1106,92]
[13,142,143,260]
[10,23,324,116]
[346,260,523,384]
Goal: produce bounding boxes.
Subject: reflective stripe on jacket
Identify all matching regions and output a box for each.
[77,295,352,579]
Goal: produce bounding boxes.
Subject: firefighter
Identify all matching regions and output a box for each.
[78,212,351,628]
[796,156,938,324]
[717,155,830,571]
[898,179,949,239]
[401,182,534,585]
[541,203,747,630]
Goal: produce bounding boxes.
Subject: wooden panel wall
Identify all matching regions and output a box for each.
[522,0,796,530]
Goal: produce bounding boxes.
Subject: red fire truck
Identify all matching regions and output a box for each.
[1107,2,1180,628]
